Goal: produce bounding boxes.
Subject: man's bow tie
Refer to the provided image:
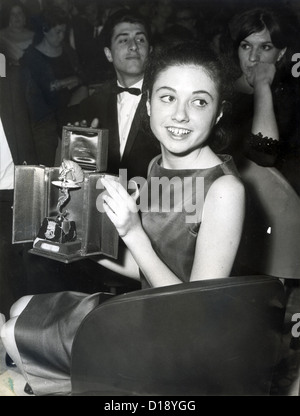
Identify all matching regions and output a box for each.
[115,86,142,96]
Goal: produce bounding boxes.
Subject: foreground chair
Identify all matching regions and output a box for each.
[71,275,285,396]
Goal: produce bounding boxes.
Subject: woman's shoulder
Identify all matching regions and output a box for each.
[207,154,245,198]
[21,44,49,68]
[207,172,245,207]
[21,44,41,60]
[22,28,34,40]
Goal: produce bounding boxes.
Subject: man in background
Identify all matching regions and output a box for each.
[66,8,160,181]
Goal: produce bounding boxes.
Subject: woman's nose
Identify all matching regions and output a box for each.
[172,102,189,123]
[249,48,260,62]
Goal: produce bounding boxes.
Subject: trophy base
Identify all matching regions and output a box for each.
[30,238,82,263]
[37,217,77,243]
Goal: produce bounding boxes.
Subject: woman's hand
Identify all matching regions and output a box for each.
[246,62,276,88]
[68,118,99,128]
[51,76,81,91]
[63,76,81,90]
[101,177,142,238]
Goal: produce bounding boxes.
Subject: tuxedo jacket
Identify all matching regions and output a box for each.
[65,79,160,180]
[0,67,37,166]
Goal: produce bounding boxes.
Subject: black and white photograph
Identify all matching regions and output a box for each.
[0,0,299,398]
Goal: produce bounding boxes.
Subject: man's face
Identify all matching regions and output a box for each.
[104,22,150,83]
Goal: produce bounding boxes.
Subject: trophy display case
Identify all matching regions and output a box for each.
[12,127,119,263]
[61,125,108,172]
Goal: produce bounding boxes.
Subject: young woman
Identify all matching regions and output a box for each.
[1,42,245,396]
[222,6,300,181]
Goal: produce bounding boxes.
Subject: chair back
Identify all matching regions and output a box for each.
[235,159,300,279]
[71,275,285,396]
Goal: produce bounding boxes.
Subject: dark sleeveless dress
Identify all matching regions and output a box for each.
[140,154,239,288]
[14,154,239,395]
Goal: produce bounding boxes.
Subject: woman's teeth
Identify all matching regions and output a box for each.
[167,127,191,136]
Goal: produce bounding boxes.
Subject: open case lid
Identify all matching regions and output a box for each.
[61,126,109,172]
[12,165,47,243]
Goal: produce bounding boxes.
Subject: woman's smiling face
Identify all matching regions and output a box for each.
[148,64,222,158]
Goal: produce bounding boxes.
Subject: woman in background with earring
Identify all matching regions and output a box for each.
[221,6,300,191]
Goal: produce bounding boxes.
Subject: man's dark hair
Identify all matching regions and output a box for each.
[101,8,152,48]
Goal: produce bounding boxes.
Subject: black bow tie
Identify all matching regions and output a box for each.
[115,86,142,96]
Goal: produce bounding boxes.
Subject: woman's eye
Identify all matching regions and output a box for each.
[136,36,146,43]
[194,99,207,107]
[262,44,273,51]
[240,43,250,50]
[160,95,175,103]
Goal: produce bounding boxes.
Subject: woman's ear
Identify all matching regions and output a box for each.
[104,47,113,63]
[277,47,287,62]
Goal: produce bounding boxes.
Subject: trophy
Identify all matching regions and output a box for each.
[32,160,84,258]
[12,126,119,263]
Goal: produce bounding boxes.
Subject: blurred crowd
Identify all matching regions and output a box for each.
[1,0,300,173]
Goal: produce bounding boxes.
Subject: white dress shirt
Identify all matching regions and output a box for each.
[117,79,143,159]
[0,117,14,190]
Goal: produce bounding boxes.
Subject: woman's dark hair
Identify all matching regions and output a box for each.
[145,41,232,107]
[143,41,234,151]
[101,8,152,48]
[1,0,29,29]
[32,6,68,45]
[229,7,297,50]
[225,6,299,76]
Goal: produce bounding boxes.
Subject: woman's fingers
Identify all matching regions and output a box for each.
[67,119,99,128]
[102,194,119,215]
[101,177,139,234]
[91,118,99,128]
[101,177,129,202]
[102,199,118,225]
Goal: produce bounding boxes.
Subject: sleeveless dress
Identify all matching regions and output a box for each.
[14,154,239,395]
[139,154,239,287]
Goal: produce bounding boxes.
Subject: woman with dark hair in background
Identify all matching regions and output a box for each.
[0,0,33,65]
[20,5,88,167]
[222,6,300,194]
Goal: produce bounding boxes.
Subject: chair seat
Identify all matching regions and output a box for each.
[71,275,285,396]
